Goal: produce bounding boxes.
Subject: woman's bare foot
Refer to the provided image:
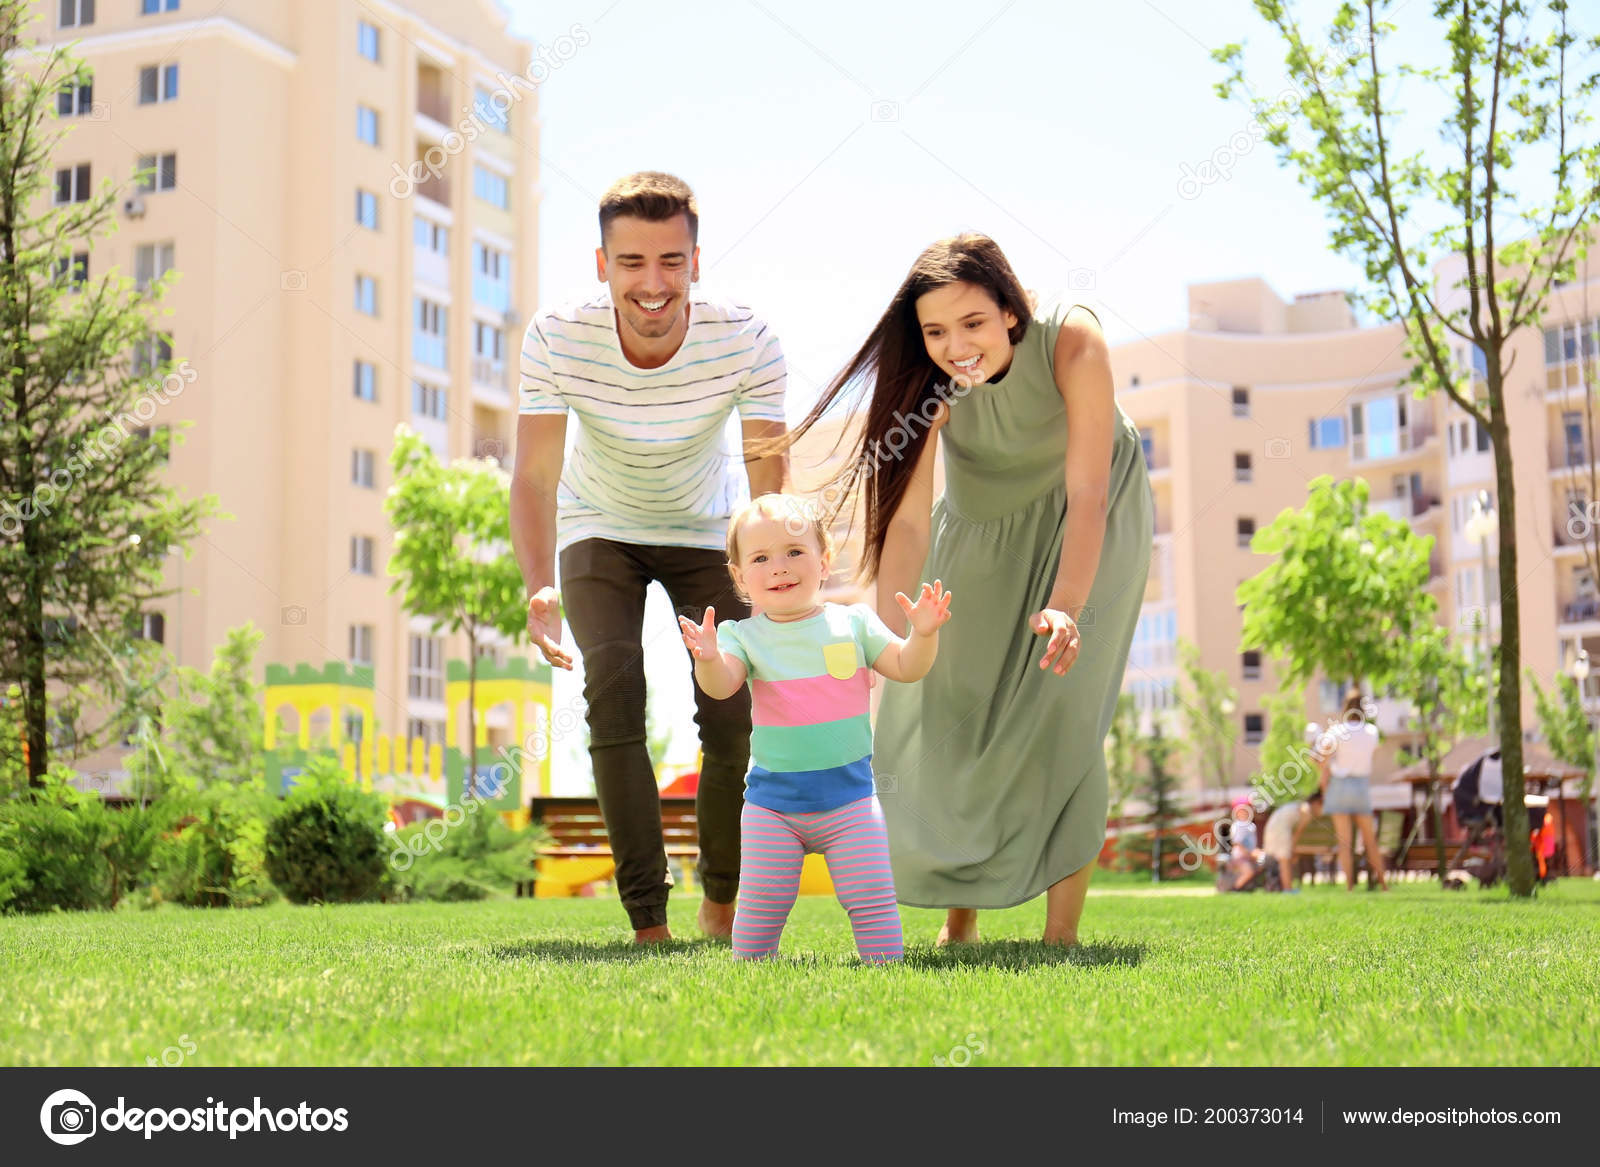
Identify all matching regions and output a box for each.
[937,908,979,946]
[633,924,672,945]
[1041,929,1079,948]
[698,898,736,939]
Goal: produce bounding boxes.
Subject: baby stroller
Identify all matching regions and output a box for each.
[1448,749,1552,888]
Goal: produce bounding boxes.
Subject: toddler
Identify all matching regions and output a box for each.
[678,493,952,962]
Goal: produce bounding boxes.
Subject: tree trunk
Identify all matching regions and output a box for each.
[466,629,477,803]
[21,533,47,785]
[1488,383,1533,895]
[1430,773,1448,880]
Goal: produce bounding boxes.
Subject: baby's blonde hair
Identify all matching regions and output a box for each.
[725,493,835,598]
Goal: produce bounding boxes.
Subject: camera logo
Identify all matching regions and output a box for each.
[40,1088,97,1146]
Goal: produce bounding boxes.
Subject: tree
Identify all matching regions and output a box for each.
[1526,668,1594,874]
[1216,1,1600,896]
[1178,638,1238,790]
[1255,681,1320,804]
[385,427,527,798]
[1396,625,1489,878]
[1238,475,1433,695]
[0,2,216,782]
[1141,721,1182,882]
[1105,692,1141,871]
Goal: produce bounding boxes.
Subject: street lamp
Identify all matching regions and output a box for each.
[1464,489,1498,740]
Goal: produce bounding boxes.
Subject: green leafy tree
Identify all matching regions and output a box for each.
[1238,476,1433,698]
[0,2,217,781]
[1178,638,1238,790]
[1105,693,1140,871]
[1526,668,1594,873]
[1256,681,1320,804]
[386,427,528,797]
[1216,0,1600,896]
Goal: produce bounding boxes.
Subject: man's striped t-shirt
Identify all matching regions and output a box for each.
[517,289,786,553]
[716,604,897,814]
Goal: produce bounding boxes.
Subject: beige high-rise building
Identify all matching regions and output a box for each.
[31,0,542,776]
[1115,247,1600,788]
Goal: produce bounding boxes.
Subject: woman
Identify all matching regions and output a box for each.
[784,234,1152,946]
[1316,689,1389,890]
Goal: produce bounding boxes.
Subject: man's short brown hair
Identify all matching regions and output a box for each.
[598,171,699,247]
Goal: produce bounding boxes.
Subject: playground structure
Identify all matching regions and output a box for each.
[261,658,553,827]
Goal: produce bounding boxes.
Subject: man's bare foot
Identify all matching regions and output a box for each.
[936,908,979,946]
[633,924,672,945]
[698,898,736,939]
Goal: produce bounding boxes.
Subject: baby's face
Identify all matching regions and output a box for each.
[731,515,829,621]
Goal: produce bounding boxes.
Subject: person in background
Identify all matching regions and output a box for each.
[1317,689,1389,891]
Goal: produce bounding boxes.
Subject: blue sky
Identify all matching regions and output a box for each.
[494,0,1439,785]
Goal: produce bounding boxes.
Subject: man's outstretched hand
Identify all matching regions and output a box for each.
[527,586,573,670]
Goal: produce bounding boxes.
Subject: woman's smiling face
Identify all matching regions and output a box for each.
[915,280,1019,388]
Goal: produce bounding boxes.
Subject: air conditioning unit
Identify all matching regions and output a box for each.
[122,195,146,219]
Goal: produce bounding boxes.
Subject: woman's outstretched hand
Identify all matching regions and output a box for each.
[895,580,953,637]
[1030,608,1080,676]
[678,606,720,661]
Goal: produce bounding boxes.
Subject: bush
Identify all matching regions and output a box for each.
[387,805,546,903]
[265,757,389,904]
[0,767,173,913]
[149,775,278,908]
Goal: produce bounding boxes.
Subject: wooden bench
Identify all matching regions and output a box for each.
[1290,811,1404,884]
[519,796,699,898]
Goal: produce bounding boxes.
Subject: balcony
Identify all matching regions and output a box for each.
[414,244,448,290]
[1350,420,1436,464]
[1562,597,1600,625]
[473,274,511,314]
[1371,492,1440,523]
[417,65,450,126]
[415,172,450,209]
[412,334,446,370]
[471,358,510,409]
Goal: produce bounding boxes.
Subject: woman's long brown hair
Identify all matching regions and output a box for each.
[771,233,1032,583]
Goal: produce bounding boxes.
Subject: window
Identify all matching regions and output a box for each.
[1318,678,1343,712]
[354,274,377,316]
[356,104,379,146]
[353,359,376,402]
[472,165,508,209]
[1308,416,1346,449]
[1231,386,1250,417]
[1241,650,1261,681]
[1243,713,1265,746]
[1565,411,1586,466]
[413,297,447,367]
[471,241,509,310]
[350,535,375,575]
[134,241,174,291]
[473,321,503,361]
[408,635,444,700]
[474,85,509,131]
[137,152,178,192]
[138,64,178,103]
[1350,393,1413,461]
[412,380,447,421]
[55,163,91,204]
[1138,427,1154,470]
[406,717,446,746]
[137,612,165,644]
[415,218,449,255]
[142,0,180,12]
[131,333,172,376]
[1237,517,1256,549]
[351,448,376,488]
[57,76,93,117]
[55,251,88,289]
[356,189,378,230]
[1234,452,1252,483]
[1575,566,1596,601]
[342,711,365,744]
[357,19,380,62]
[348,624,374,666]
[59,0,94,28]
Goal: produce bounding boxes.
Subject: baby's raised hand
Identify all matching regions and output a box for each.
[678,606,720,661]
[894,580,953,638]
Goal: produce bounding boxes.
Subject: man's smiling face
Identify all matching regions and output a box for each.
[596,212,699,350]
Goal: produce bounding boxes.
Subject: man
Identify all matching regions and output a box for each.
[509,172,787,943]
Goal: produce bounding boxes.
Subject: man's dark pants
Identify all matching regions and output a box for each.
[558,537,750,931]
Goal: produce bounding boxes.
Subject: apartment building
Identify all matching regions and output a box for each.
[33,0,541,775]
[1117,250,1599,788]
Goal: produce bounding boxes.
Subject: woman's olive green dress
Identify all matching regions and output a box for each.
[875,299,1153,908]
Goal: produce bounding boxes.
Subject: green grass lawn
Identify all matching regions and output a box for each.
[4,877,1598,1067]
